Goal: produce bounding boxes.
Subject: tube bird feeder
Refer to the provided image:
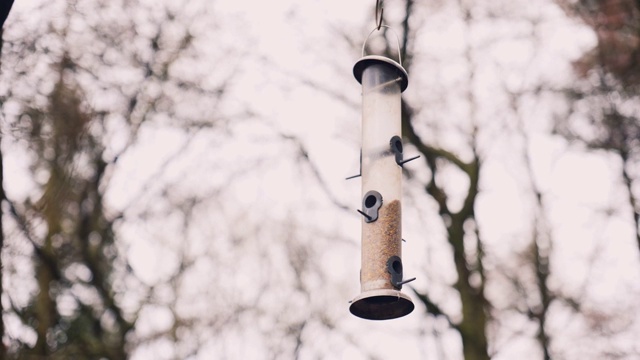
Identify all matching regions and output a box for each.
[349,45,416,320]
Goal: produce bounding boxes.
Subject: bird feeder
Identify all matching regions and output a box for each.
[349,29,417,320]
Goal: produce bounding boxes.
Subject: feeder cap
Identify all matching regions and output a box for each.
[353,55,409,92]
[349,288,414,320]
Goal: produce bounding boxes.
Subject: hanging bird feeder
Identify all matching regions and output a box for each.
[348,1,418,321]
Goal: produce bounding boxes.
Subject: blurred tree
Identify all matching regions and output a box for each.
[1,0,338,358]
[542,2,640,356]
[0,0,232,357]
[556,0,640,253]
[392,0,640,357]
[380,0,490,358]
[388,0,596,359]
[7,56,130,358]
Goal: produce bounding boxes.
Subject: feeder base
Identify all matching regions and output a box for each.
[349,289,414,320]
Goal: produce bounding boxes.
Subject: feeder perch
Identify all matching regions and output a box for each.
[349,41,415,320]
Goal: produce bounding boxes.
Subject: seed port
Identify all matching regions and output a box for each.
[361,190,383,223]
[386,256,403,288]
[390,136,404,165]
[394,138,403,153]
[387,256,412,289]
[390,135,420,167]
[365,195,377,208]
[392,259,402,274]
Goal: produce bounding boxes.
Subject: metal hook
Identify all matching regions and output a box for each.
[375,0,384,30]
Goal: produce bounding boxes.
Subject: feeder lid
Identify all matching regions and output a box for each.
[353,55,409,92]
[349,288,414,320]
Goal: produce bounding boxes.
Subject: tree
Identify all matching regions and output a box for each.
[395,0,488,357]
[556,0,640,254]
[0,0,232,357]
[10,58,129,358]
[1,1,348,358]
[369,0,640,359]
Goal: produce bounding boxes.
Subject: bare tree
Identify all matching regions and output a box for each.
[1,1,354,358]
[386,1,489,358]
[0,0,235,357]
[555,0,640,255]
[374,0,640,359]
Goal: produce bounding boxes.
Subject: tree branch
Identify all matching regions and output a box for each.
[279,132,350,212]
[5,199,63,281]
[410,286,459,331]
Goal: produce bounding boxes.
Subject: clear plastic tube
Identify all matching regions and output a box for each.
[360,63,402,292]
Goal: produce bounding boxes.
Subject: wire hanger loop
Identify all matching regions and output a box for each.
[361,25,404,66]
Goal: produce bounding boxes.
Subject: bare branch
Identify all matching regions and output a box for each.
[410,286,459,332]
[279,132,350,212]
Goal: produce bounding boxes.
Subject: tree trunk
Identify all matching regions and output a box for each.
[33,259,55,356]
[450,219,489,360]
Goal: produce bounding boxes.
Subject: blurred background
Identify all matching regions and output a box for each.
[1,0,639,359]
